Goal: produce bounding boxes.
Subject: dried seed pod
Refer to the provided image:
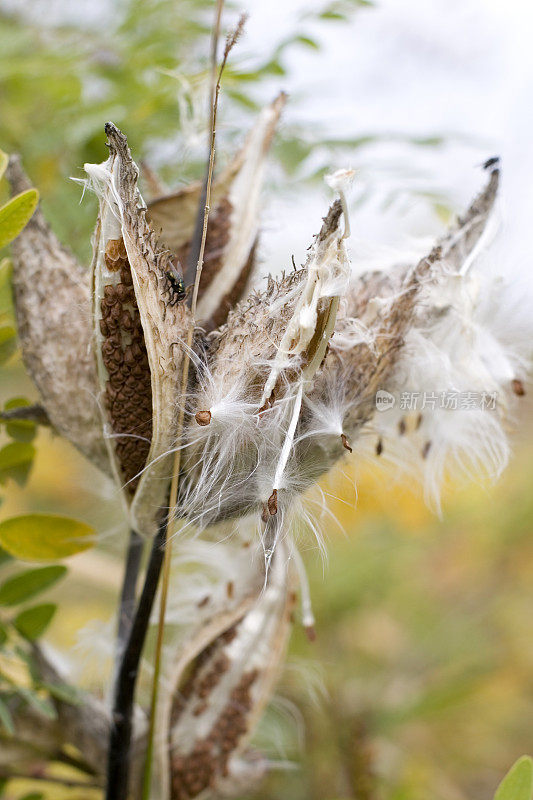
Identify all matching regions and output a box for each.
[155,537,295,800]
[87,123,193,535]
[178,163,505,528]
[178,198,348,528]
[6,156,111,475]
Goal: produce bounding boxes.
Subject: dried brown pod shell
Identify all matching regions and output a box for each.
[6,156,111,475]
[155,538,295,800]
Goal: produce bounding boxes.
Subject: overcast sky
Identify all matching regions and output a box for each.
[234,0,533,284]
[4,0,533,283]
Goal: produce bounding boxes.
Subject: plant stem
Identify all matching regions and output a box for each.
[117,529,144,652]
[105,518,166,800]
[185,0,225,285]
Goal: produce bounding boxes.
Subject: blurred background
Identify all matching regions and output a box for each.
[0,0,532,798]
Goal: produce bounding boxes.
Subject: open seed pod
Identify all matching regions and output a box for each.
[86,123,192,536]
[155,533,295,800]
[177,161,516,531]
[178,198,349,529]
[148,93,287,329]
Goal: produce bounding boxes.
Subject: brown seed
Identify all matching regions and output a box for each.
[340,433,352,453]
[512,378,525,396]
[376,437,383,456]
[195,410,212,426]
[123,347,135,365]
[116,284,128,302]
[305,625,317,642]
[105,253,122,272]
[105,238,122,262]
[421,440,431,459]
[398,417,407,436]
[267,488,278,516]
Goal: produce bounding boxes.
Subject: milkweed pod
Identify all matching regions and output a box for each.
[6,156,111,475]
[155,539,295,800]
[86,123,192,536]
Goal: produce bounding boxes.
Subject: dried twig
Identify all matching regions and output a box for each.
[0,404,51,426]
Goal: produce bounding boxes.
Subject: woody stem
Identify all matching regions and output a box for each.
[105,517,167,800]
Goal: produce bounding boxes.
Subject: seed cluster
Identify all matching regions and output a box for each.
[173,627,238,723]
[170,668,259,800]
[100,238,152,494]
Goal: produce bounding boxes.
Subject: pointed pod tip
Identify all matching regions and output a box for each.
[104,121,118,136]
[483,155,500,172]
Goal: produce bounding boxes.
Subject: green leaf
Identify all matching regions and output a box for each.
[0,276,11,324]
[0,189,39,249]
[0,696,14,734]
[495,756,533,800]
[14,603,57,640]
[0,150,7,182]
[20,794,45,800]
[3,398,37,443]
[17,686,56,719]
[0,566,66,606]
[0,623,7,647]
[0,325,17,365]
[0,441,35,487]
[293,34,320,50]
[0,258,13,324]
[41,680,81,705]
[0,514,95,560]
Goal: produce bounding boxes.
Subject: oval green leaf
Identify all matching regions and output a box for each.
[0,441,35,486]
[3,398,37,443]
[14,603,57,640]
[0,514,95,561]
[0,188,39,249]
[0,565,66,606]
[495,756,533,800]
[0,325,17,365]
